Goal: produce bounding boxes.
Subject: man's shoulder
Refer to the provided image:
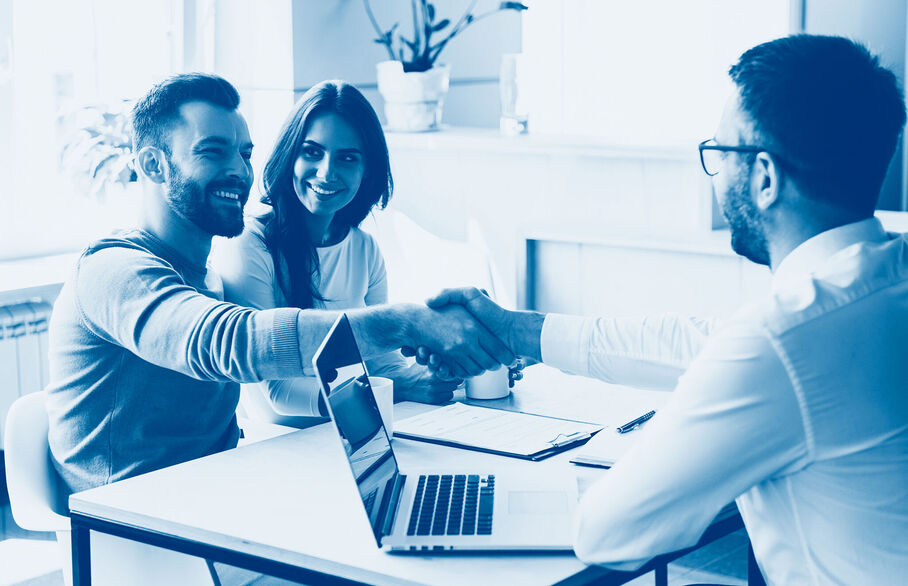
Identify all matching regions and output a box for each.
[83,229,159,257]
[764,235,908,335]
[76,230,177,281]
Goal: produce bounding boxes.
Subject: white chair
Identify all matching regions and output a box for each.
[4,391,70,585]
[3,391,216,585]
[363,209,513,307]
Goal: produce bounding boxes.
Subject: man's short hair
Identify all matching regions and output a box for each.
[729,35,906,214]
[131,73,241,155]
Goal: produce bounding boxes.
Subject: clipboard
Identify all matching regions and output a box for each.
[393,403,604,461]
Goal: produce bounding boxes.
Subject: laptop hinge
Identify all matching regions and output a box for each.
[380,473,406,539]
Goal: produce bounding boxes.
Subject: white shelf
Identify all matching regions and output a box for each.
[527,228,738,258]
[385,126,695,161]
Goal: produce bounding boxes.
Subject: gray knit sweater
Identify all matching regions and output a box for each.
[46,230,304,493]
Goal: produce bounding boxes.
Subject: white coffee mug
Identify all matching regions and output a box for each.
[368,376,394,435]
[465,368,510,400]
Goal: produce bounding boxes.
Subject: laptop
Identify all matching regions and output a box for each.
[312,314,578,552]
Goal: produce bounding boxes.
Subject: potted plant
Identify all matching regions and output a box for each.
[363,0,527,132]
[58,101,136,202]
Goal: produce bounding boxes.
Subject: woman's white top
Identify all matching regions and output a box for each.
[211,216,403,420]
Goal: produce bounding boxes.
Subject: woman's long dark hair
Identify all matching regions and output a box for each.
[261,80,392,309]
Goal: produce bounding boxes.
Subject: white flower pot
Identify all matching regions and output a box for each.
[376,61,450,132]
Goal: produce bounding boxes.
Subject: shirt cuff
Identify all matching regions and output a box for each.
[540,313,593,376]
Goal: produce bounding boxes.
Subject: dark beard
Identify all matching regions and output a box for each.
[722,178,770,266]
[166,161,247,238]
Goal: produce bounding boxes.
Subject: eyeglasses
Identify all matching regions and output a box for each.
[698,138,768,176]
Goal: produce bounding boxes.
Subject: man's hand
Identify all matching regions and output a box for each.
[403,288,545,379]
[405,303,516,380]
[426,288,516,347]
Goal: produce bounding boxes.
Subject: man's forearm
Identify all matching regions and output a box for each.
[310,301,516,380]
[343,304,419,358]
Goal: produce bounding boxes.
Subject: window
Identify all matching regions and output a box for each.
[0,0,182,260]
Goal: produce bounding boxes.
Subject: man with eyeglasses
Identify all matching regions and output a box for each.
[417,35,908,583]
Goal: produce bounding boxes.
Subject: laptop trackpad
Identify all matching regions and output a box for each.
[508,491,568,514]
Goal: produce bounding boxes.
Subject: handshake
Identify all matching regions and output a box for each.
[401,287,544,383]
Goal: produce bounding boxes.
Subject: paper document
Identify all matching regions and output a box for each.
[394,403,604,460]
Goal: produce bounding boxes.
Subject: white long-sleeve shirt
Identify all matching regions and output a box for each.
[542,218,908,585]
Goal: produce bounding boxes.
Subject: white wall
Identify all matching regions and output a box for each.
[521,0,790,145]
[802,0,908,210]
[382,129,715,311]
[288,0,522,128]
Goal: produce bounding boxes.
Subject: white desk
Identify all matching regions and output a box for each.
[68,365,745,585]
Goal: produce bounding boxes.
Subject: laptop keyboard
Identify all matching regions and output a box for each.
[406,474,494,536]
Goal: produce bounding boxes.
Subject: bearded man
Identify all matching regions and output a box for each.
[421,35,908,584]
[46,73,513,494]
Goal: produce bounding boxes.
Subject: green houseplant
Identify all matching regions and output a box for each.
[363,0,527,131]
[58,101,136,201]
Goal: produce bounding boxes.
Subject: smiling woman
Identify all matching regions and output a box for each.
[291,113,367,236]
[211,80,460,427]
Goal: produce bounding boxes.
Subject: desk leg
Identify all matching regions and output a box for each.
[71,520,92,586]
[654,562,668,586]
[747,543,766,586]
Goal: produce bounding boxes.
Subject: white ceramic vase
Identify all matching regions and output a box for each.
[376,61,450,132]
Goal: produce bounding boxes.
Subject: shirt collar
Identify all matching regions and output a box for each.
[772,217,888,286]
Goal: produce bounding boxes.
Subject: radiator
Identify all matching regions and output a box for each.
[0,300,52,449]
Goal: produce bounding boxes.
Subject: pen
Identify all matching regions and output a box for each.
[616,410,656,434]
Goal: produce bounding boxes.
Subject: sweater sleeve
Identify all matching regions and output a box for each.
[74,243,304,383]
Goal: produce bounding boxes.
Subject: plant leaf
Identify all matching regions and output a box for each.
[89,152,120,180]
[499,2,528,10]
[431,18,449,32]
[427,2,435,22]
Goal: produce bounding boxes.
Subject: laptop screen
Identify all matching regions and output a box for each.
[313,314,401,545]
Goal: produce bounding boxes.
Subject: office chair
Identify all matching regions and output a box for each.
[363,209,512,307]
[4,391,70,584]
[4,391,216,585]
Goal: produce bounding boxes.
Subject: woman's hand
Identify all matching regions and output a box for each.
[392,363,462,404]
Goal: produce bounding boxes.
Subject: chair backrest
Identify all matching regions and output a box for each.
[5,392,217,586]
[363,210,512,307]
[3,390,70,532]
